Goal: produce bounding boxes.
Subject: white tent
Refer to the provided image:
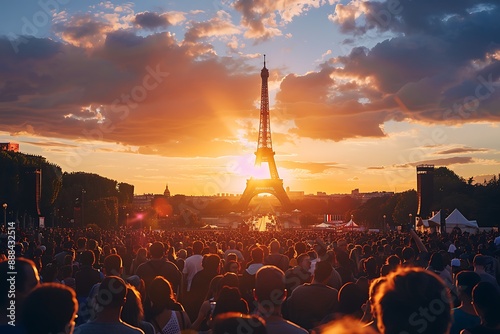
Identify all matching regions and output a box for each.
[344,220,361,231]
[444,209,478,233]
[314,222,331,228]
[428,211,442,225]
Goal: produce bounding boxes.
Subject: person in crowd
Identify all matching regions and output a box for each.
[121,285,155,334]
[21,283,78,334]
[461,282,500,334]
[136,242,181,294]
[130,248,147,275]
[224,259,240,274]
[186,253,221,322]
[75,250,102,300]
[286,260,339,330]
[224,240,244,262]
[147,276,191,333]
[450,271,481,334]
[472,255,500,291]
[240,245,265,311]
[183,240,204,292]
[374,267,453,334]
[76,276,144,334]
[336,282,367,320]
[285,252,312,293]
[254,265,308,334]
[264,240,290,272]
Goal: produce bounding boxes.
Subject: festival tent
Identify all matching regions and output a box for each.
[444,209,478,233]
[314,223,332,228]
[344,220,361,231]
[428,211,442,225]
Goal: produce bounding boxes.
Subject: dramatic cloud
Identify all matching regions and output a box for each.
[184,11,240,43]
[234,0,326,41]
[134,11,186,30]
[134,12,171,29]
[0,33,259,157]
[277,1,500,142]
[53,14,113,47]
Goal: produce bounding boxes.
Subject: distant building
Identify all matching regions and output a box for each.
[286,186,305,198]
[132,194,155,211]
[417,165,434,218]
[164,184,171,197]
[0,142,19,152]
[350,189,394,202]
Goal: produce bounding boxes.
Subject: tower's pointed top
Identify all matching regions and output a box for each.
[263,54,266,68]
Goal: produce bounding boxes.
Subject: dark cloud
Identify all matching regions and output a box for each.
[134,12,170,30]
[411,156,474,166]
[367,166,385,170]
[435,147,489,154]
[53,14,111,47]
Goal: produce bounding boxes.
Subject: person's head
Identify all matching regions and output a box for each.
[225,260,240,274]
[121,285,144,327]
[136,248,147,259]
[455,271,480,301]
[314,261,333,284]
[80,250,95,266]
[202,254,221,273]
[212,286,248,319]
[0,258,40,312]
[338,282,366,318]
[227,252,238,262]
[76,237,87,250]
[148,276,177,315]
[269,240,280,253]
[294,242,307,255]
[254,266,286,312]
[472,282,500,327]
[149,242,164,259]
[363,257,378,276]
[95,276,127,311]
[251,246,264,263]
[297,252,311,271]
[402,247,415,262]
[472,254,488,270]
[212,313,267,334]
[216,272,240,296]
[428,252,445,271]
[21,283,78,334]
[193,240,204,255]
[60,265,73,279]
[104,254,123,276]
[374,267,452,334]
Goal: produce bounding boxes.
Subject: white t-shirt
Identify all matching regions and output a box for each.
[182,254,203,291]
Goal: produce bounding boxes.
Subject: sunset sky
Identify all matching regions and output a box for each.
[1,1,499,196]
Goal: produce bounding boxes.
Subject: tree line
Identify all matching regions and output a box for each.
[0,151,134,228]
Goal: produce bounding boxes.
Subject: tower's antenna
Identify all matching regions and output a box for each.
[264,54,266,67]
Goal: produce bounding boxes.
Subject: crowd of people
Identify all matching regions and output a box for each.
[1,225,500,334]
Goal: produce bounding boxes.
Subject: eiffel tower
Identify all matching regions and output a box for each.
[238,55,291,211]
